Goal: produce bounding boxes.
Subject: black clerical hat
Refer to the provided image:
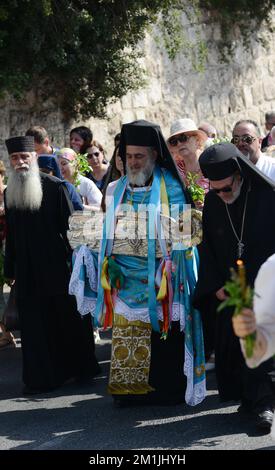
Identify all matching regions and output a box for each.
[118,119,193,204]
[199,141,275,189]
[120,120,160,148]
[199,142,242,180]
[5,136,35,154]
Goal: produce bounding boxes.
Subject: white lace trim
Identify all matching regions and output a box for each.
[112,296,185,329]
[70,245,98,292]
[69,246,98,315]
[184,346,206,406]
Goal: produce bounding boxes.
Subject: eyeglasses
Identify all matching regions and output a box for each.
[87,152,100,158]
[231,135,256,145]
[211,176,235,194]
[168,134,190,147]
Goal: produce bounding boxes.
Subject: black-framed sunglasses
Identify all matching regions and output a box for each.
[168,134,190,147]
[212,175,235,194]
[231,135,256,145]
[87,151,100,158]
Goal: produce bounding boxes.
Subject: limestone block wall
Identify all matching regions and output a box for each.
[1,18,275,163]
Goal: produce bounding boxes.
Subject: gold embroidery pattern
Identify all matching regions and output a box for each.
[108,320,154,395]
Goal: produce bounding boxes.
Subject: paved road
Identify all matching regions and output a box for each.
[0,330,275,452]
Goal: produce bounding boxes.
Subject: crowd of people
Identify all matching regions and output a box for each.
[1,112,275,438]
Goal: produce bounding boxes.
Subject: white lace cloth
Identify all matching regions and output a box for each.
[69,245,98,315]
[69,245,186,329]
[184,347,206,406]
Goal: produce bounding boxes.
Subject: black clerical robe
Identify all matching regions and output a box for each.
[194,181,275,408]
[4,173,99,391]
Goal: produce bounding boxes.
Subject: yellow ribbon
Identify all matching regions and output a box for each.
[157,266,168,301]
[101,256,111,291]
[160,176,169,217]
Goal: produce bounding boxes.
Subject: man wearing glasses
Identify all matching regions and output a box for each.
[194,142,275,433]
[232,119,275,181]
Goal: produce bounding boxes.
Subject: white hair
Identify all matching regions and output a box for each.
[6,156,43,211]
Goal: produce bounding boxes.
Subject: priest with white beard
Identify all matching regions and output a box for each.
[4,136,100,394]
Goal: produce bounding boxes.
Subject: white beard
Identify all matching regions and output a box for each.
[127,158,155,186]
[6,159,43,211]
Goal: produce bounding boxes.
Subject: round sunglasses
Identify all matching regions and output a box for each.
[168,134,190,147]
[231,135,256,145]
[211,175,235,194]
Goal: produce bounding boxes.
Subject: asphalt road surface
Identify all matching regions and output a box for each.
[0,329,275,454]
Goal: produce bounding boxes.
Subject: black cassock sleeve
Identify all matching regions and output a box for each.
[3,194,15,280]
[58,182,74,258]
[193,199,224,310]
[193,196,224,359]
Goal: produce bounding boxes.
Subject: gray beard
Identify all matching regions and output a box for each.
[6,160,43,211]
[126,159,155,186]
[226,179,243,205]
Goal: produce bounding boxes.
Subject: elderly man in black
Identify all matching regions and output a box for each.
[194,142,275,433]
[4,136,99,394]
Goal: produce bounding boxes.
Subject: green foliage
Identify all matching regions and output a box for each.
[217,264,256,358]
[201,0,275,60]
[0,0,182,119]
[186,171,205,203]
[0,1,274,118]
[156,0,208,71]
[74,153,91,187]
[212,136,231,144]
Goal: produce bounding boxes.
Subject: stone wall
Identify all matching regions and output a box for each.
[1,17,275,163]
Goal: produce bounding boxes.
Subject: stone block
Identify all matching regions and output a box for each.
[263,77,275,101]
[121,93,132,110]
[147,79,162,105]
[252,82,263,105]
[106,100,122,118]
[196,96,212,121]
[121,109,136,124]
[135,109,146,120]
[242,86,253,108]
[268,58,275,76]
[0,109,10,140]
[229,89,244,112]
[132,90,148,108]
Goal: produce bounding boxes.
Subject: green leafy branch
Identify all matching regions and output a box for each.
[217,264,256,358]
[74,153,91,188]
[186,171,205,203]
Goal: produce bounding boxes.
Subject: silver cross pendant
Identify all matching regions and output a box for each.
[238,241,245,258]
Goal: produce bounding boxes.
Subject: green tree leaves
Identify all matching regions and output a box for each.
[0,1,273,118]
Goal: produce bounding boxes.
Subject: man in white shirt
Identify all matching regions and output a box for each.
[232,119,275,181]
[232,253,275,437]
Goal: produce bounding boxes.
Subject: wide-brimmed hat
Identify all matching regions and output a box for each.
[168,118,207,143]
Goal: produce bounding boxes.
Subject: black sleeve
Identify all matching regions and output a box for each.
[3,200,15,280]
[58,182,74,259]
[193,197,224,309]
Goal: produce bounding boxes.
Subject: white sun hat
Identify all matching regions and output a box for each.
[168,118,207,143]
